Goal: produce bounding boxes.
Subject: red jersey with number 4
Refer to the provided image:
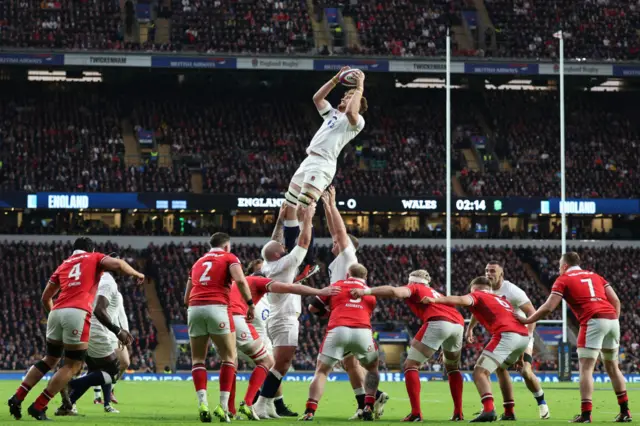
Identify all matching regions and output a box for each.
[317,278,376,330]
[551,268,617,325]
[468,290,528,336]
[189,248,241,306]
[229,276,274,316]
[50,251,107,314]
[406,284,464,325]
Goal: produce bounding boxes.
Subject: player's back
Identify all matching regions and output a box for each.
[189,248,240,306]
[89,273,120,337]
[51,250,106,314]
[324,278,375,330]
[229,275,272,316]
[468,290,528,336]
[406,284,464,325]
[551,268,617,325]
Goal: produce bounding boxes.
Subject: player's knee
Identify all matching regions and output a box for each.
[258,355,275,370]
[403,358,420,372]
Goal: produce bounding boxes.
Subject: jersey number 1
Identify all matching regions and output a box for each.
[580,278,595,297]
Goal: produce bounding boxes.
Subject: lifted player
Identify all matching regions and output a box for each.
[465,261,550,419]
[350,269,464,422]
[285,67,367,208]
[519,252,631,423]
[185,232,254,423]
[320,186,389,420]
[423,277,530,423]
[8,237,144,421]
[229,269,339,420]
[302,264,380,422]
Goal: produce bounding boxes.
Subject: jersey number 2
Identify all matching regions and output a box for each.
[580,278,595,297]
[199,261,213,284]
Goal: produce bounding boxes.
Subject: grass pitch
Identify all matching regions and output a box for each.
[0,379,636,425]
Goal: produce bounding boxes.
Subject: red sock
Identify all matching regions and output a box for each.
[503,400,515,416]
[306,398,318,413]
[34,390,53,411]
[245,365,269,406]
[481,393,494,412]
[617,391,629,405]
[448,369,463,416]
[228,370,237,414]
[404,368,421,416]
[365,394,375,409]
[219,362,235,393]
[15,382,32,402]
[581,399,593,414]
[191,363,207,392]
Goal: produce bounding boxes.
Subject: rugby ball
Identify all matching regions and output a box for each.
[339,69,360,87]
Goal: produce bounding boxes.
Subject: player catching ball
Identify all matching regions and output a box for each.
[285,66,367,208]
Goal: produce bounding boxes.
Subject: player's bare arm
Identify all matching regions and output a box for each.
[270,281,341,297]
[422,295,473,307]
[325,186,351,252]
[183,278,193,306]
[270,204,287,244]
[465,315,478,343]
[313,66,350,110]
[520,301,538,334]
[94,295,133,345]
[296,202,317,250]
[350,285,411,299]
[41,280,59,315]
[321,189,337,236]
[518,294,562,324]
[345,71,365,126]
[230,263,255,322]
[102,257,145,284]
[604,285,621,318]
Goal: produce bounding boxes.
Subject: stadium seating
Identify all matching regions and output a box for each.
[0,241,156,371]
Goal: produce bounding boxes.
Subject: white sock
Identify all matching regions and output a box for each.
[353,387,365,396]
[220,391,230,412]
[533,389,544,398]
[256,396,273,406]
[94,387,101,399]
[196,389,207,406]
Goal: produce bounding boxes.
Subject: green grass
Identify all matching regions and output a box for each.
[0,380,636,424]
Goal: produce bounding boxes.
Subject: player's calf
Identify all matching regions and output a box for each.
[297,183,322,207]
[285,184,301,208]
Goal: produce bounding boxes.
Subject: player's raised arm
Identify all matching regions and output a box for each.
[230,263,255,322]
[313,66,349,111]
[323,186,352,252]
[321,189,337,237]
[296,202,316,250]
[422,295,473,307]
[350,285,411,299]
[345,71,365,126]
[270,203,287,245]
[101,256,145,284]
[604,285,621,318]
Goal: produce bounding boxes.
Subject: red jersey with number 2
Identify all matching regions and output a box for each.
[317,278,376,330]
[189,248,241,306]
[229,276,273,316]
[551,268,617,325]
[468,290,528,336]
[50,251,107,314]
[406,284,464,325]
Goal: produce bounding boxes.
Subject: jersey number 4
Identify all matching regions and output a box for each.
[68,263,82,286]
[199,261,213,285]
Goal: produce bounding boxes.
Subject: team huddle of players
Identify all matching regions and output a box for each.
[6,67,633,424]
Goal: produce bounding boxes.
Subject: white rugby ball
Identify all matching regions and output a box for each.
[339,69,360,87]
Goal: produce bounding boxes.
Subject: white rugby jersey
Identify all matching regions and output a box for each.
[115,291,129,331]
[262,245,307,318]
[328,241,357,284]
[492,279,532,319]
[90,273,122,343]
[253,297,270,337]
[306,102,365,163]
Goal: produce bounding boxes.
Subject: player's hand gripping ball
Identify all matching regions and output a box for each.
[339,68,361,87]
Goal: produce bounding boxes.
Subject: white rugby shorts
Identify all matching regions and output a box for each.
[319,326,378,367]
[88,332,118,358]
[414,320,464,353]
[291,155,336,192]
[577,318,620,353]
[46,308,91,345]
[478,332,530,373]
[187,305,234,337]
[267,315,299,347]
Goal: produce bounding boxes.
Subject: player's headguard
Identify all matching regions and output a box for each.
[408,270,431,286]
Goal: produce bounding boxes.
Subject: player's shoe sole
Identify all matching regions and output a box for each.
[374,391,390,419]
[539,404,550,419]
[213,405,231,423]
[470,410,497,423]
[8,396,22,420]
[295,264,320,283]
[199,404,212,423]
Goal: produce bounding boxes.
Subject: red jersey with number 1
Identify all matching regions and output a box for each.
[189,248,241,306]
[50,251,107,314]
[316,277,376,330]
[406,284,464,325]
[551,267,617,325]
[467,290,528,336]
[229,276,274,316]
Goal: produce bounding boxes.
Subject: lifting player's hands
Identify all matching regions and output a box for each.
[246,304,255,322]
[297,201,317,222]
[319,286,342,297]
[349,288,365,299]
[277,203,288,220]
[321,185,336,206]
[117,328,133,346]
[465,327,476,344]
[420,296,436,304]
